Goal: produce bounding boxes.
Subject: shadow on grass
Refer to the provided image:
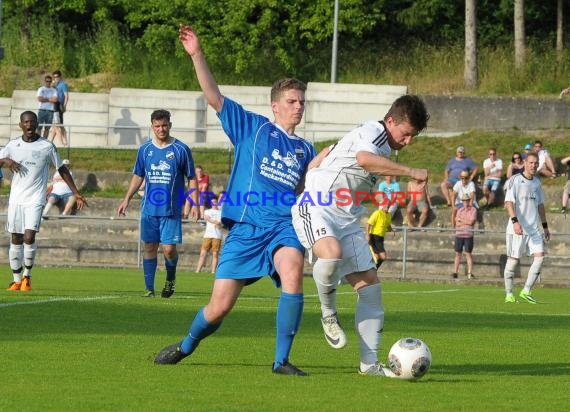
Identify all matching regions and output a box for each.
[432,363,570,376]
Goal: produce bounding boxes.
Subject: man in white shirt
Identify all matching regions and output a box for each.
[482,148,503,208]
[503,152,550,304]
[0,111,86,292]
[37,75,59,138]
[292,95,429,377]
[533,140,557,178]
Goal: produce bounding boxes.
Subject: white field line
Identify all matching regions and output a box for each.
[0,295,121,308]
[2,291,568,318]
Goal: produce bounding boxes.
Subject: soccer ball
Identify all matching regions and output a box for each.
[387,337,432,380]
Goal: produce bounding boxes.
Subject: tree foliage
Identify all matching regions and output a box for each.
[0,0,568,89]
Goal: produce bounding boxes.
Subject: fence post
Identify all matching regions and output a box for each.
[401,226,408,279]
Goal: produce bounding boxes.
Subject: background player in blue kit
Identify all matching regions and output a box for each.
[155,25,316,376]
[117,109,198,298]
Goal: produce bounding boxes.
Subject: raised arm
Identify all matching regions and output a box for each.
[179,25,224,113]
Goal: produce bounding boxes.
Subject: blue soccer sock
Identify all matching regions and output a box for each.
[180,307,221,355]
[143,258,158,291]
[165,256,178,282]
[274,292,303,369]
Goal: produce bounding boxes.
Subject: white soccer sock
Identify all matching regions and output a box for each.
[523,256,544,293]
[355,283,384,369]
[312,258,342,318]
[9,243,24,283]
[23,242,37,277]
[503,258,518,295]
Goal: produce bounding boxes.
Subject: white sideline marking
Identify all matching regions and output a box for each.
[0,295,121,308]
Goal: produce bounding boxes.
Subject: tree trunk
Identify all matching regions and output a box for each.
[557,0,563,55]
[514,0,525,69]
[464,0,478,88]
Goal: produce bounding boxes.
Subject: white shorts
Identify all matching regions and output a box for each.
[506,232,544,258]
[6,203,44,234]
[292,204,375,276]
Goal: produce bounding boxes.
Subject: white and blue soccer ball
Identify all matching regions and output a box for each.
[388,337,432,380]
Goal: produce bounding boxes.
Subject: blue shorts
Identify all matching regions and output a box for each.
[48,192,74,204]
[447,177,459,186]
[484,179,501,192]
[216,221,304,287]
[140,214,182,244]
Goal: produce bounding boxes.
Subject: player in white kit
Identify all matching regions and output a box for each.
[0,111,86,291]
[503,151,550,304]
[292,95,429,376]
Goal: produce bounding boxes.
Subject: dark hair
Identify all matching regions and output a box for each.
[53,70,62,77]
[20,111,37,122]
[151,109,171,122]
[384,95,430,133]
[511,151,522,162]
[533,140,543,146]
[270,78,306,102]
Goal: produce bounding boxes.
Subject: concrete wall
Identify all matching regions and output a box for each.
[423,95,570,134]
[2,84,570,148]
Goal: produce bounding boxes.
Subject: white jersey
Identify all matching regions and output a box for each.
[0,137,62,206]
[303,121,391,224]
[504,173,544,236]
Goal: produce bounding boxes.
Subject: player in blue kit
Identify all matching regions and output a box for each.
[117,109,198,298]
[154,25,316,376]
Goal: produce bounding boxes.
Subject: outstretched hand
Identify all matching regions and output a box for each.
[75,194,88,211]
[179,25,201,57]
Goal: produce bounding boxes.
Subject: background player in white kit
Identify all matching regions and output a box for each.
[503,151,550,304]
[292,95,429,376]
[0,111,86,291]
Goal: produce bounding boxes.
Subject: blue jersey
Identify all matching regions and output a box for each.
[134,138,195,217]
[217,97,316,227]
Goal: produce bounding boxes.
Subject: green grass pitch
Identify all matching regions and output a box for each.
[1,266,569,411]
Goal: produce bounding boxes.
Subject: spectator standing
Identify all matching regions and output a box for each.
[117,109,199,298]
[195,194,224,273]
[482,148,503,208]
[52,70,69,145]
[503,152,550,304]
[377,175,401,216]
[43,159,76,217]
[195,165,210,219]
[440,146,478,207]
[452,194,477,279]
[1,111,86,292]
[36,75,58,138]
[451,170,478,227]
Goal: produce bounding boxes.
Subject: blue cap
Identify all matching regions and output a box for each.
[524,144,532,150]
